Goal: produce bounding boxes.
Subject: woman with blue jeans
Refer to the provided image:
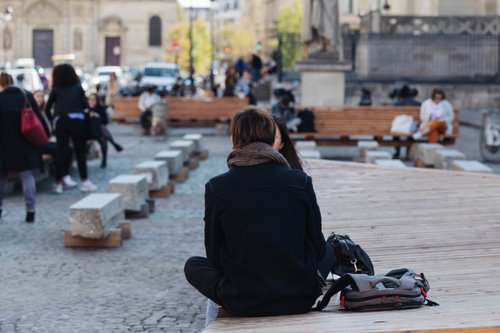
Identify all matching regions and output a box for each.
[0,73,49,223]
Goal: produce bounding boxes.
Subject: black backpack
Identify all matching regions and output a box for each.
[327,232,374,276]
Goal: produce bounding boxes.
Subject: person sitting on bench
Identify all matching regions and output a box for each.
[138,85,161,135]
[184,106,334,319]
[413,88,454,143]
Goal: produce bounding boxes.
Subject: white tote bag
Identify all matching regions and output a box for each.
[390,115,414,135]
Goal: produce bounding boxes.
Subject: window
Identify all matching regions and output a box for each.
[74,29,83,51]
[149,16,162,47]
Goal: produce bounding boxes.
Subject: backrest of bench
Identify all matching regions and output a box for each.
[112,97,247,122]
[304,106,459,137]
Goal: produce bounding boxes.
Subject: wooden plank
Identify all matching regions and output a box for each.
[124,203,149,219]
[203,160,500,333]
[149,184,172,199]
[119,222,132,240]
[170,167,189,183]
[64,229,123,248]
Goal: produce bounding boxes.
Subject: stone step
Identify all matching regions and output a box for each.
[69,193,124,239]
[295,141,317,151]
[356,140,379,158]
[374,159,407,168]
[155,150,184,175]
[107,175,149,212]
[364,150,392,163]
[183,134,203,152]
[169,140,196,161]
[299,150,322,159]
[452,160,493,173]
[133,161,169,191]
[433,149,466,170]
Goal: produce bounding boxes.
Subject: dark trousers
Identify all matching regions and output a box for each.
[140,110,152,131]
[184,243,334,306]
[40,143,73,182]
[55,116,88,180]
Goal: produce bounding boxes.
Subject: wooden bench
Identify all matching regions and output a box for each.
[112,96,247,126]
[204,159,500,333]
[291,106,460,152]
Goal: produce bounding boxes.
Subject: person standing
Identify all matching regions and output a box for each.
[0,73,49,222]
[250,53,263,83]
[223,67,238,97]
[185,107,333,318]
[105,72,120,111]
[45,64,97,192]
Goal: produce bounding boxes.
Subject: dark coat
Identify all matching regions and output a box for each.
[0,87,49,172]
[45,83,89,119]
[205,163,326,316]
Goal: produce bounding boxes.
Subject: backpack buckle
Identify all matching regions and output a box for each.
[351,259,362,273]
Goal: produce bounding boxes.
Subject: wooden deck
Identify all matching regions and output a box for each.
[204,160,500,333]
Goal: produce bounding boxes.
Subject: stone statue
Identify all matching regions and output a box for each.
[302,0,342,60]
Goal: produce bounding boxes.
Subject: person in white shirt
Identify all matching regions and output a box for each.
[413,88,454,143]
[138,85,161,135]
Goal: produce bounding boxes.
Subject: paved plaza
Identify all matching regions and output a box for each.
[0,120,498,333]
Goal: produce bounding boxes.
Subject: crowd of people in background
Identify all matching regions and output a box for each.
[0,64,124,223]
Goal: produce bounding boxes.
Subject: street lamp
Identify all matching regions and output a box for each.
[188,0,195,95]
[0,5,13,23]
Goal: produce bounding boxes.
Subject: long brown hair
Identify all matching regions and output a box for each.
[274,117,303,171]
[51,64,80,88]
[231,107,275,148]
[0,72,14,88]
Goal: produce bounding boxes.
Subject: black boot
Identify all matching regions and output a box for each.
[112,142,123,152]
[0,209,3,219]
[26,211,35,223]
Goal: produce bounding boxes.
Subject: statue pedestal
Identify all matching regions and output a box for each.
[297,60,351,106]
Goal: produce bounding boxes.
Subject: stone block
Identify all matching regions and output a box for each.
[169,140,196,161]
[299,150,322,159]
[364,151,392,163]
[374,159,407,168]
[69,193,124,239]
[411,143,444,165]
[295,141,317,151]
[107,175,149,212]
[155,150,184,175]
[133,161,169,191]
[357,141,379,158]
[433,149,466,170]
[452,160,493,173]
[183,134,203,152]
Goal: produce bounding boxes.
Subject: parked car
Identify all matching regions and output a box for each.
[139,63,179,94]
[92,66,124,87]
[6,68,44,92]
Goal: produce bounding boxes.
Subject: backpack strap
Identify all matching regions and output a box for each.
[312,274,355,311]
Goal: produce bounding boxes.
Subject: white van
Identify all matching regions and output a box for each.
[140,62,179,93]
[7,68,44,92]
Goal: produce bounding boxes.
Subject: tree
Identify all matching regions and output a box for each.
[275,0,305,69]
[167,8,212,75]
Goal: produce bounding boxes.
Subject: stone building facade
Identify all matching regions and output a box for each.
[0,0,177,70]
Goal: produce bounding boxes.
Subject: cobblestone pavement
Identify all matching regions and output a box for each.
[1,120,497,333]
[0,124,231,333]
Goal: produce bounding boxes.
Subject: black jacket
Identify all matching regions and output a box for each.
[0,87,49,172]
[205,163,326,316]
[45,83,89,119]
[89,105,109,125]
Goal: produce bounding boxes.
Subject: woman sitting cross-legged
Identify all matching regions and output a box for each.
[184,106,334,319]
[413,88,454,143]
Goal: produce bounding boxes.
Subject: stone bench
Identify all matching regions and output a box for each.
[433,149,466,170]
[69,193,124,239]
[452,160,493,173]
[183,134,203,152]
[133,161,169,191]
[169,140,196,162]
[364,150,392,164]
[299,150,322,159]
[374,159,407,168]
[155,150,184,176]
[357,140,379,158]
[107,175,149,212]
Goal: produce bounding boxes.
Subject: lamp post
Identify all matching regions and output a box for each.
[0,5,13,23]
[188,0,195,95]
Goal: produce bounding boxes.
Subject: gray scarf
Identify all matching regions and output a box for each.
[227,142,290,169]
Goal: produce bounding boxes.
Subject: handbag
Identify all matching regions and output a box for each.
[390,115,414,135]
[85,111,102,140]
[19,89,49,146]
[313,268,439,311]
[327,232,374,276]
